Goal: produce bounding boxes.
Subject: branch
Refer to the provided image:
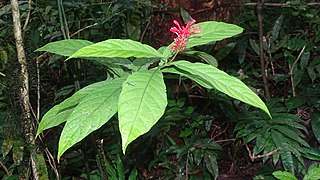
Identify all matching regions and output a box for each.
[244,2,320,7]
[246,144,280,161]
[257,0,270,99]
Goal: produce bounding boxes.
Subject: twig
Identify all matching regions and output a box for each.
[214,125,229,139]
[0,72,5,77]
[44,148,60,180]
[140,16,151,42]
[22,0,32,31]
[246,144,280,161]
[257,0,270,99]
[36,56,40,120]
[186,151,189,180]
[28,101,60,180]
[289,45,306,97]
[0,160,10,176]
[70,23,98,37]
[215,139,235,143]
[243,2,320,7]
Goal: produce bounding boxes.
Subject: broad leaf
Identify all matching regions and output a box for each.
[301,147,320,161]
[68,39,163,60]
[271,130,294,173]
[311,112,320,144]
[118,70,167,153]
[273,125,309,147]
[183,51,218,67]
[204,152,218,179]
[163,61,270,117]
[273,171,297,180]
[186,21,243,48]
[303,167,320,180]
[35,39,93,56]
[36,79,114,137]
[57,78,125,159]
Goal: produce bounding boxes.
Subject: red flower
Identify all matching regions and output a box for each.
[170,19,201,52]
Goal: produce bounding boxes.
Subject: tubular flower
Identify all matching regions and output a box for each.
[170,19,201,52]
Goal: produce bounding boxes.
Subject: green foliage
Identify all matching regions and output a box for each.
[36,79,122,136]
[235,112,309,174]
[186,21,243,48]
[36,19,267,162]
[311,112,320,144]
[273,171,297,180]
[118,70,167,153]
[67,39,163,60]
[5,0,320,178]
[58,78,125,159]
[273,164,320,180]
[35,39,93,56]
[163,60,271,117]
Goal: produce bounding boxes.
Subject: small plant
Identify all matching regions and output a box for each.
[235,112,308,173]
[35,18,270,167]
[273,164,320,180]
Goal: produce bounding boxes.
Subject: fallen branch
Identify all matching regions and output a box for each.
[246,144,280,161]
[244,2,320,7]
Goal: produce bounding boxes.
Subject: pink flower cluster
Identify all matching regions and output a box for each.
[170,19,201,52]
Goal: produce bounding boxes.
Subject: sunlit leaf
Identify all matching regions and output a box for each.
[118,70,167,153]
[68,39,163,60]
[58,78,125,160]
[36,80,114,137]
[163,61,271,117]
[273,171,297,180]
[303,167,320,180]
[35,39,93,56]
[186,21,243,48]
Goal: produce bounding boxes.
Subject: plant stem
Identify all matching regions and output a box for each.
[10,0,48,179]
[257,0,270,99]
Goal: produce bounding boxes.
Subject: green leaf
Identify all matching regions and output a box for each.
[293,69,303,86]
[307,67,317,83]
[303,167,320,180]
[285,97,307,111]
[311,112,320,144]
[163,61,270,117]
[249,39,260,55]
[35,39,93,56]
[273,125,309,147]
[117,156,125,180]
[68,39,163,60]
[180,8,192,23]
[285,38,306,51]
[214,42,236,61]
[300,52,310,70]
[106,159,117,179]
[128,168,138,180]
[204,152,218,179]
[271,130,294,173]
[186,21,243,48]
[183,51,218,67]
[57,78,125,160]
[1,138,13,158]
[273,171,297,180]
[301,147,320,161]
[253,133,270,156]
[263,137,276,163]
[270,15,284,43]
[36,107,74,136]
[118,70,167,153]
[36,80,114,137]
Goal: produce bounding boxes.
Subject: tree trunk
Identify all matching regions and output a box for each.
[10,0,49,179]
